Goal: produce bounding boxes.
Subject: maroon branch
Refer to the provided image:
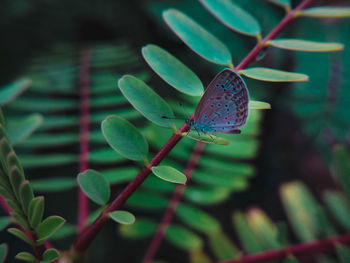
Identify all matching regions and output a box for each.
[71,0,315,254]
[77,48,92,232]
[142,142,206,263]
[218,233,350,263]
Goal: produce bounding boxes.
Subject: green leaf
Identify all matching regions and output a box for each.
[165,225,203,251]
[20,154,77,168]
[176,204,221,234]
[102,167,138,185]
[118,75,174,127]
[7,114,43,145]
[101,115,148,161]
[77,169,110,205]
[28,196,45,229]
[232,212,264,253]
[15,252,36,263]
[35,216,65,242]
[324,191,350,231]
[163,9,232,66]
[0,79,31,106]
[280,181,320,241]
[19,180,34,215]
[50,223,76,240]
[186,131,230,145]
[0,244,8,263]
[127,191,168,209]
[9,97,77,112]
[184,187,230,205]
[208,232,239,260]
[9,166,25,200]
[89,148,125,164]
[31,178,76,192]
[119,218,157,239]
[332,145,350,200]
[249,100,271,110]
[8,228,34,245]
[247,208,282,249]
[192,170,248,189]
[109,210,135,225]
[240,67,308,82]
[299,7,350,18]
[190,250,211,263]
[266,0,290,8]
[336,244,350,263]
[268,39,344,52]
[40,248,59,263]
[151,165,187,184]
[199,0,260,36]
[142,44,204,96]
[0,217,11,231]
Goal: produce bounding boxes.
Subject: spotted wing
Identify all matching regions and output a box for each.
[194,68,249,133]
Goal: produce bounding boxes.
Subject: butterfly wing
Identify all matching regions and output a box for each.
[193,68,249,133]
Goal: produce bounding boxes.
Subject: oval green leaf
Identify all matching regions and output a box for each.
[19,180,34,215]
[163,9,232,66]
[8,228,34,245]
[41,248,59,263]
[142,44,204,96]
[208,232,239,260]
[35,216,65,242]
[323,191,350,231]
[77,169,110,205]
[165,225,203,251]
[151,165,187,184]
[184,187,230,205]
[268,39,344,52]
[0,244,8,263]
[102,115,148,161]
[199,0,260,36]
[240,67,308,82]
[109,210,135,225]
[186,131,230,145]
[28,196,44,228]
[249,100,271,110]
[299,7,350,18]
[15,252,36,263]
[176,204,221,234]
[119,218,157,239]
[31,177,76,192]
[118,75,174,127]
[7,114,43,145]
[0,79,31,107]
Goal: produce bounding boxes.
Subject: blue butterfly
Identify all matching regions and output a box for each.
[186,68,249,135]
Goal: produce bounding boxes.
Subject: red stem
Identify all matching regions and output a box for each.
[78,48,92,232]
[218,233,350,263]
[142,142,205,263]
[72,0,315,253]
[0,195,12,214]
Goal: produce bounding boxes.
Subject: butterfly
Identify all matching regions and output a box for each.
[186,68,249,135]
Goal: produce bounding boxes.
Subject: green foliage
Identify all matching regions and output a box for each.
[268,39,344,52]
[0,243,8,263]
[0,79,31,107]
[165,225,203,251]
[240,67,309,82]
[15,252,37,263]
[35,216,65,242]
[109,210,136,225]
[151,165,187,184]
[299,7,350,18]
[119,218,157,238]
[40,249,60,263]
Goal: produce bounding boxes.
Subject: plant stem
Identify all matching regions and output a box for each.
[218,233,350,263]
[71,0,314,253]
[142,142,205,263]
[77,48,92,232]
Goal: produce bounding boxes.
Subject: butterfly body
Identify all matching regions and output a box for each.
[187,68,249,134]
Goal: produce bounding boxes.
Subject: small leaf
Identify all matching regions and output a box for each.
[0,217,11,231]
[186,131,230,145]
[184,186,230,205]
[268,39,344,52]
[8,228,34,245]
[35,216,65,242]
[324,191,350,231]
[118,75,174,127]
[163,9,232,66]
[190,250,211,263]
[28,196,45,228]
[142,44,204,96]
[7,114,43,145]
[332,145,350,200]
[109,210,135,225]
[119,218,157,238]
[77,169,110,205]
[50,223,76,240]
[199,0,260,36]
[127,191,168,209]
[165,225,203,251]
[208,232,239,260]
[9,166,25,200]
[0,79,31,107]
[151,166,187,184]
[176,204,221,234]
[240,67,308,82]
[102,115,148,161]
[299,7,350,18]
[40,248,59,263]
[19,180,34,215]
[31,177,76,192]
[15,252,36,263]
[0,243,8,263]
[249,100,271,110]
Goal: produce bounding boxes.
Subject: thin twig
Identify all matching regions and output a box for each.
[71,0,315,253]
[218,233,350,263]
[77,48,92,232]
[142,142,205,263]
